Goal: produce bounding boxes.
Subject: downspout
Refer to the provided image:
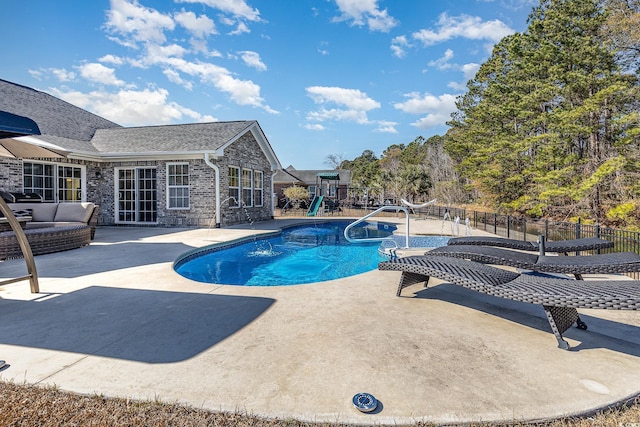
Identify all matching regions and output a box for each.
[271,170,278,219]
[204,154,221,228]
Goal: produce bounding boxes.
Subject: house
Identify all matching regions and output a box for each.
[0,79,282,227]
[273,165,351,209]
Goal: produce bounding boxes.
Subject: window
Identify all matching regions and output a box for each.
[253,171,263,207]
[167,163,190,209]
[228,166,265,210]
[228,166,240,207]
[330,184,336,197]
[23,162,83,202]
[242,169,253,207]
[309,185,316,199]
[58,165,82,202]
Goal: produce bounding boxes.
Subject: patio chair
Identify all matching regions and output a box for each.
[447,236,614,253]
[426,245,640,277]
[378,255,640,349]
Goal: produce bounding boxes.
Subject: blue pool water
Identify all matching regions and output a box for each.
[174,221,448,286]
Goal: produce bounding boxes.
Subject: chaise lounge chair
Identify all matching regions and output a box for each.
[378,255,640,349]
[447,236,614,253]
[425,245,640,277]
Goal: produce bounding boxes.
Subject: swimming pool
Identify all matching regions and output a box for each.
[174,221,448,286]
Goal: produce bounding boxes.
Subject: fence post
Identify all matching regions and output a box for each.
[484,212,487,231]
[494,213,497,234]
[507,215,511,238]
[576,218,581,255]
[545,219,549,239]
[523,218,527,241]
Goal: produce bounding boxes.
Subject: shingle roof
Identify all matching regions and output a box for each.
[90,121,256,154]
[0,79,121,141]
[0,80,280,168]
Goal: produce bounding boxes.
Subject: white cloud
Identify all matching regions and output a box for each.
[228,21,250,35]
[305,86,380,126]
[49,68,76,82]
[307,86,380,112]
[77,63,125,86]
[305,123,326,131]
[428,49,454,70]
[307,108,369,124]
[99,54,125,65]
[174,10,217,38]
[447,81,467,91]
[175,0,261,22]
[105,0,175,46]
[390,35,410,58]
[50,87,217,126]
[143,43,188,63]
[374,120,398,134]
[394,92,459,129]
[461,62,480,80]
[332,0,398,32]
[115,34,275,113]
[156,57,276,112]
[239,51,267,71]
[447,62,481,90]
[163,69,193,90]
[412,13,514,46]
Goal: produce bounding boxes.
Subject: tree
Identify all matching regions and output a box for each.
[324,153,345,170]
[601,0,640,74]
[445,0,639,224]
[283,186,309,210]
[340,150,380,202]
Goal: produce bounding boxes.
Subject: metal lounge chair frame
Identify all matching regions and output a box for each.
[425,245,640,277]
[378,255,640,350]
[447,236,614,253]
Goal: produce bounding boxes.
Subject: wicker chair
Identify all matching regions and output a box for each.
[447,236,614,253]
[378,255,640,350]
[426,245,640,276]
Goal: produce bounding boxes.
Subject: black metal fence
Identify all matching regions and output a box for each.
[422,205,640,278]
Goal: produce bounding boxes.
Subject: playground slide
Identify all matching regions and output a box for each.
[307,195,323,216]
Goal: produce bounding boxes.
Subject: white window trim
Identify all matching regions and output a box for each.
[241,168,253,208]
[228,166,240,208]
[23,160,86,202]
[114,166,158,225]
[166,162,190,210]
[254,170,264,207]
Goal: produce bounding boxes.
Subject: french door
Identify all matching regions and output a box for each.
[116,167,157,223]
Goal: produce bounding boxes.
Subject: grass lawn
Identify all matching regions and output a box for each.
[1,381,639,426]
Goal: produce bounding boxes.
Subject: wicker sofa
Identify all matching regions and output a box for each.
[0,202,99,260]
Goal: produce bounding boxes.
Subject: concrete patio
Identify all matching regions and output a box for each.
[1,217,640,425]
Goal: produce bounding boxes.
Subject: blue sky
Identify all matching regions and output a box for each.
[1,0,535,169]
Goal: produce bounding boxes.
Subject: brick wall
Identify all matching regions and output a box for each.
[1,132,275,227]
[212,132,274,226]
[0,158,24,192]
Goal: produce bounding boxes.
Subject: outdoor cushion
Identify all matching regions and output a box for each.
[12,203,59,222]
[54,203,95,223]
[0,209,32,219]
